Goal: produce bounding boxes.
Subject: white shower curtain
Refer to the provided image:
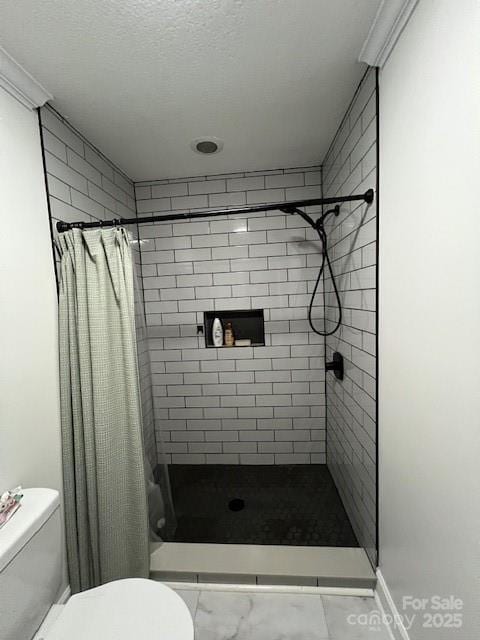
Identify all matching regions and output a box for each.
[57,227,149,593]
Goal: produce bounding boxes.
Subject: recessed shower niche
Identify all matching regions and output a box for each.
[204,309,265,348]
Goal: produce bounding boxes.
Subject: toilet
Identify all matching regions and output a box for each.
[0,488,194,640]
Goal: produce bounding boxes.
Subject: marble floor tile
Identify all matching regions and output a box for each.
[174,588,200,618]
[194,590,329,640]
[322,596,391,639]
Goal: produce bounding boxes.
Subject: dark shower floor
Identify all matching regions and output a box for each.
[167,464,359,547]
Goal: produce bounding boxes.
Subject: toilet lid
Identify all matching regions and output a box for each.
[44,579,194,640]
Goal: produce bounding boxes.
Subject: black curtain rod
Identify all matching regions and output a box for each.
[56,188,374,233]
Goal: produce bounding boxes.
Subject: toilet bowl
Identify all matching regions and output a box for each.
[42,578,193,640]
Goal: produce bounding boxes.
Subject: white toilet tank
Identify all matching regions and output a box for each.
[0,488,63,640]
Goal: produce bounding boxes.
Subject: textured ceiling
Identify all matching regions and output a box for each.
[0,1,380,181]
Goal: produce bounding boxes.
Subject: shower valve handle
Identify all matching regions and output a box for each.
[326,352,344,380]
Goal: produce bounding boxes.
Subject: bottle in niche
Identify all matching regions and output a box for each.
[224,321,235,347]
[212,317,223,347]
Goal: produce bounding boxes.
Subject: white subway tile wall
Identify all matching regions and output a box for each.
[322,69,377,564]
[135,166,326,465]
[40,105,158,469]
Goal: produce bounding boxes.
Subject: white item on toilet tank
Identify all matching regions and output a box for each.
[0,488,63,640]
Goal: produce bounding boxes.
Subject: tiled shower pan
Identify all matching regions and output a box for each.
[166,464,359,547]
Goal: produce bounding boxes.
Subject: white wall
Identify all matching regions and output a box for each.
[378,1,480,638]
[0,88,62,496]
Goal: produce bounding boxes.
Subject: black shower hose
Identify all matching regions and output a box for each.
[308,217,342,337]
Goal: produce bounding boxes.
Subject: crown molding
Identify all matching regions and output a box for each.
[0,45,52,109]
[359,0,418,67]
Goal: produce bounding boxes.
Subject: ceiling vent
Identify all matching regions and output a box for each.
[191,137,224,155]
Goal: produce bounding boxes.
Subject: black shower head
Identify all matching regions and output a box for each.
[318,205,340,228]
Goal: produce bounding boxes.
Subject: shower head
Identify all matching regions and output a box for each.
[279,205,340,236]
[317,205,340,229]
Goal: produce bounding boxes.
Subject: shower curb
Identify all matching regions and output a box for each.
[150,542,376,589]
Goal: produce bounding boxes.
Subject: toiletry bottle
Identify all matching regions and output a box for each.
[224,321,235,347]
[212,317,223,347]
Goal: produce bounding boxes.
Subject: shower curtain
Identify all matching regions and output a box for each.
[132,263,177,541]
[57,228,149,593]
